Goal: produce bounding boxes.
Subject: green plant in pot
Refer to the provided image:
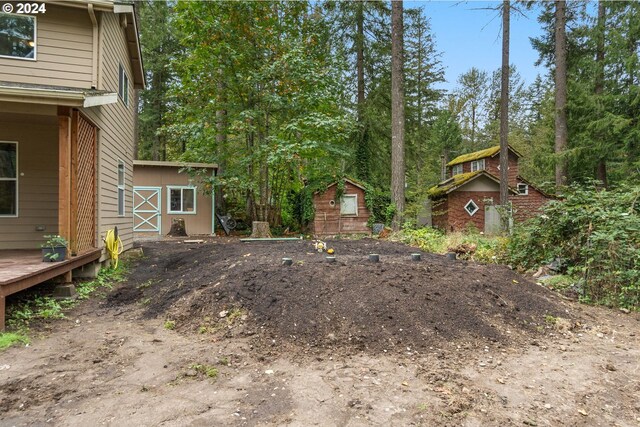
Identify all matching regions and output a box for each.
[41,235,68,262]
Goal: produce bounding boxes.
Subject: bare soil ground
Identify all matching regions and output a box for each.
[1,238,638,427]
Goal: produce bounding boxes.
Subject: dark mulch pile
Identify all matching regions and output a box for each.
[109,238,568,356]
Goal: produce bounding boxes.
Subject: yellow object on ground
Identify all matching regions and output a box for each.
[327,248,335,254]
[104,228,123,268]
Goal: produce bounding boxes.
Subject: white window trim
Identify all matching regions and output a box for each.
[470,159,485,172]
[117,160,125,216]
[167,186,197,215]
[340,194,358,216]
[0,141,18,217]
[118,63,129,106]
[518,183,529,195]
[451,164,463,176]
[464,199,479,216]
[0,13,37,61]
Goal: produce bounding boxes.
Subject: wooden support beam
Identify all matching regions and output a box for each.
[58,107,72,243]
[0,294,5,332]
[70,109,79,255]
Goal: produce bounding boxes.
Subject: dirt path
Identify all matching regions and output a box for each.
[1,239,638,426]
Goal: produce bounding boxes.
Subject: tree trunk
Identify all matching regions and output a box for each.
[595,0,607,188]
[168,218,187,237]
[250,221,272,238]
[355,1,368,182]
[499,0,510,209]
[215,80,227,214]
[391,0,405,231]
[554,0,568,188]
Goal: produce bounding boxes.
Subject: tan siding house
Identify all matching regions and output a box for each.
[0,1,144,329]
[133,161,218,237]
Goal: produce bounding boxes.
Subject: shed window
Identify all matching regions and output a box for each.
[168,186,196,214]
[0,141,17,216]
[117,161,125,216]
[470,159,485,172]
[517,183,529,195]
[118,63,129,106]
[340,194,357,216]
[0,14,36,60]
[464,199,479,216]
[451,164,462,176]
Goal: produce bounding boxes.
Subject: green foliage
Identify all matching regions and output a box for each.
[5,267,125,332]
[507,182,640,309]
[394,228,508,264]
[164,320,176,330]
[189,363,219,380]
[0,332,29,351]
[363,184,392,226]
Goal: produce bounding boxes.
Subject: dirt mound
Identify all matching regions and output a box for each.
[110,239,568,356]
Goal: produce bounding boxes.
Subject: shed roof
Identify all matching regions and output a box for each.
[427,170,517,198]
[133,160,218,169]
[447,145,522,167]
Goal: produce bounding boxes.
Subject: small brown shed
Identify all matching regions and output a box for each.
[311,179,371,236]
[132,161,217,237]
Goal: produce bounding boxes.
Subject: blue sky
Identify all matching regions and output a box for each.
[410,1,546,91]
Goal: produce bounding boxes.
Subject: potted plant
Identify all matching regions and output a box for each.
[41,235,68,262]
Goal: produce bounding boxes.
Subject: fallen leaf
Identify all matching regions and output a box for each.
[578,409,587,416]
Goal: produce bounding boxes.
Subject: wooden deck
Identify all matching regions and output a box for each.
[0,248,102,331]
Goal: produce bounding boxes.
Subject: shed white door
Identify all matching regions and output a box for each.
[133,187,162,233]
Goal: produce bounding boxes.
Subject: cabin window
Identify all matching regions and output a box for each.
[0,14,36,60]
[517,183,529,195]
[117,161,125,216]
[464,199,479,216]
[118,63,129,106]
[451,164,462,176]
[470,159,485,172]
[340,194,357,216]
[0,142,17,216]
[168,186,196,214]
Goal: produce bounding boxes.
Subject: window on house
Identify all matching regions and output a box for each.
[517,183,529,195]
[0,142,17,216]
[117,161,125,216]
[0,14,36,59]
[464,199,479,216]
[168,186,196,214]
[451,164,463,176]
[470,159,485,172]
[340,194,357,216]
[118,63,129,106]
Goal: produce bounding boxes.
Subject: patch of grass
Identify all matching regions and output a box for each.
[393,229,508,263]
[544,315,557,325]
[218,357,230,366]
[539,275,578,290]
[164,320,176,330]
[0,332,29,350]
[190,363,219,379]
[136,279,155,290]
[226,307,246,324]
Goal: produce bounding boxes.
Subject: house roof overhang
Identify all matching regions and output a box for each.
[447,145,523,167]
[0,81,117,108]
[427,170,518,199]
[133,160,219,170]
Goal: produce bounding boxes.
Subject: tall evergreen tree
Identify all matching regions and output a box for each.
[391,0,405,230]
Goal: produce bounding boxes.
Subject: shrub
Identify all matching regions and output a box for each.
[507,182,640,310]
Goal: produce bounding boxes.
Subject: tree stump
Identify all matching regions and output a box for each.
[250,221,272,238]
[168,218,187,237]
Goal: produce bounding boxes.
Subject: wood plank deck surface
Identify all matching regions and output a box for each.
[0,249,102,291]
[0,248,102,331]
